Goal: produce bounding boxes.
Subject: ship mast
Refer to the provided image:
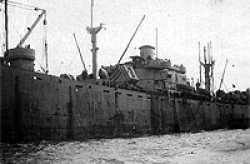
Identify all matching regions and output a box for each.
[87,0,103,79]
[199,41,215,92]
[155,27,158,58]
[4,0,9,58]
[198,41,201,84]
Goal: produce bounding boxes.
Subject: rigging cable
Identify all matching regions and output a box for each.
[7,0,38,10]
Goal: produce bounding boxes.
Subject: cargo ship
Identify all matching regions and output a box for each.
[1,0,250,143]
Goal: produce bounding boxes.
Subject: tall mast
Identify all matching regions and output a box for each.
[4,0,9,57]
[209,41,214,92]
[90,0,93,28]
[198,41,201,84]
[87,0,103,79]
[200,42,215,92]
[155,27,158,58]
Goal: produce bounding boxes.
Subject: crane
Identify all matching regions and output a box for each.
[16,8,47,47]
[3,0,49,73]
[2,0,47,47]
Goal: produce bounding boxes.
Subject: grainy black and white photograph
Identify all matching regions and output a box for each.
[0,0,250,163]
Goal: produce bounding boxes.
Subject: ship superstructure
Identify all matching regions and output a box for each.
[102,45,188,92]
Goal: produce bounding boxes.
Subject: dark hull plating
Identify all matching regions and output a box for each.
[1,64,250,142]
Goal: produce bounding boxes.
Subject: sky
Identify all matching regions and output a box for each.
[1,0,250,91]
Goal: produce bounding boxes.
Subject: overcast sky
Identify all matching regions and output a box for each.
[1,0,250,91]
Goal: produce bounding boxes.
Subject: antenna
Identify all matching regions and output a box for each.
[155,27,158,58]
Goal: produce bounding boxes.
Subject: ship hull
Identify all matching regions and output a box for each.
[1,64,250,142]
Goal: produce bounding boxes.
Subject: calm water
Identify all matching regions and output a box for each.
[1,129,250,164]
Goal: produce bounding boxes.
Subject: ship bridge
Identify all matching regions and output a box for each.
[128,45,189,91]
